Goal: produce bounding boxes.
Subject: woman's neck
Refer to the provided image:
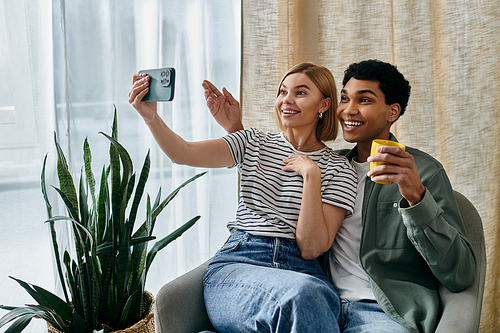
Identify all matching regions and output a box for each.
[283,130,324,152]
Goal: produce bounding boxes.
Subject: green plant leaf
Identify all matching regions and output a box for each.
[54,132,79,221]
[7,277,73,323]
[151,171,207,222]
[0,309,36,332]
[3,314,32,333]
[96,236,156,255]
[0,306,69,331]
[116,222,132,296]
[79,168,90,230]
[52,187,80,224]
[100,132,134,233]
[76,261,91,330]
[98,259,113,323]
[83,137,97,204]
[34,305,71,331]
[128,226,148,297]
[152,187,162,212]
[96,166,109,245]
[32,287,73,323]
[111,105,118,140]
[89,257,101,329]
[117,291,136,328]
[63,251,81,313]
[145,215,201,274]
[70,309,87,333]
[128,194,154,295]
[41,153,52,217]
[42,153,70,304]
[109,137,121,254]
[128,151,150,234]
[132,171,207,239]
[46,216,94,246]
[58,221,93,330]
[126,173,136,213]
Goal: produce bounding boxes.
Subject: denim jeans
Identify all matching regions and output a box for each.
[203,230,341,333]
[340,301,410,333]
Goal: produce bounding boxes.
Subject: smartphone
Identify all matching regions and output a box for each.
[138,67,176,102]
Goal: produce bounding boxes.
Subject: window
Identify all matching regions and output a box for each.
[0,1,240,332]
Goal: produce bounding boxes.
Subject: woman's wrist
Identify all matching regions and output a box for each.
[226,122,244,134]
[144,112,158,125]
[302,165,321,182]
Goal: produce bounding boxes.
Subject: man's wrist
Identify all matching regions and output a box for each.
[406,185,426,206]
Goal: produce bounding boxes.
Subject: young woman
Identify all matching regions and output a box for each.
[129,62,357,333]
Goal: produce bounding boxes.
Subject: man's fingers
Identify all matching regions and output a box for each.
[377,145,407,157]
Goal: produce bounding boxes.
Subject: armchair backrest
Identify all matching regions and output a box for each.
[435,191,486,333]
[153,191,486,333]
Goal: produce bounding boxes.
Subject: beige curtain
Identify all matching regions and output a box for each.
[241,0,500,331]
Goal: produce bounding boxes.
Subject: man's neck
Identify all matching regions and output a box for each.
[356,141,372,163]
[356,133,393,163]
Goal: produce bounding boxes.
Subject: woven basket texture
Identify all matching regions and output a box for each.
[48,291,155,333]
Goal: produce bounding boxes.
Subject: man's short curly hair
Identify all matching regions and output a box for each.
[342,60,411,121]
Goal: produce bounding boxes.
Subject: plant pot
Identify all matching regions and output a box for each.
[48,291,155,333]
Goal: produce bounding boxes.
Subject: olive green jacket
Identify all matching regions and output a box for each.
[337,134,476,333]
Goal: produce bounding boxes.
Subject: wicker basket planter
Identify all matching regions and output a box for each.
[48,291,155,333]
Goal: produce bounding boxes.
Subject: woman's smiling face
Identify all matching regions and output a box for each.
[275,72,330,132]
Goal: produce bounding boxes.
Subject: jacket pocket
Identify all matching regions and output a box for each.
[375,201,412,249]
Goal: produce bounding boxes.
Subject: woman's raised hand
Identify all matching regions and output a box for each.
[128,73,158,123]
[203,80,243,133]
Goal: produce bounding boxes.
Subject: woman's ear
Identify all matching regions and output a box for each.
[321,97,331,112]
[388,103,401,122]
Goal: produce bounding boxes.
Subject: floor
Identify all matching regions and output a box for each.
[0,184,53,332]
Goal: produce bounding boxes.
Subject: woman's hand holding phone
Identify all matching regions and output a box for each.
[128,73,158,123]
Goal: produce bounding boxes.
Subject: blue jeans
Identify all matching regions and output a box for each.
[340,301,410,333]
[203,231,341,333]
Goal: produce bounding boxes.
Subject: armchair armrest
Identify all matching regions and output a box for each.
[154,260,214,333]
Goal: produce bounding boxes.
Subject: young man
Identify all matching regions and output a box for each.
[203,59,476,333]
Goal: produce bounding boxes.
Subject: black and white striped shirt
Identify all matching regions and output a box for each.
[222,128,357,240]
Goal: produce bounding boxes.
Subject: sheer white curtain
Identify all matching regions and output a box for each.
[52,0,240,292]
[0,1,56,332]
[1,0,240,331]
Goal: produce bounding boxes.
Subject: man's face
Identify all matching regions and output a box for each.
[336,78,398,146]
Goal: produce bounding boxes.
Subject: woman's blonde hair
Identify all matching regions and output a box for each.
[274,62,338,142]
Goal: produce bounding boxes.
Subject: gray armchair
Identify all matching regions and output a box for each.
[154,191,486,333]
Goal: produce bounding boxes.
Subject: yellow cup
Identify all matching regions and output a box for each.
[369,139,406,184]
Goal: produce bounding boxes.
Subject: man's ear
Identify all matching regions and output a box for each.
[388,103,401,122]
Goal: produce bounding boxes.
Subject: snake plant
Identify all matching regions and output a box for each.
[0,109,206,332]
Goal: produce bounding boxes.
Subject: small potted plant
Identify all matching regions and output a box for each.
[0,109,205,332]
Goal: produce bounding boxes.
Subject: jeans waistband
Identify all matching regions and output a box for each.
[230,229,298,245]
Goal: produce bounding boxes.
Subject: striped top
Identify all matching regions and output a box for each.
[222,128,357,240]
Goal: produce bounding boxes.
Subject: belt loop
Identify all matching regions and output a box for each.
[272,237,280,268]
